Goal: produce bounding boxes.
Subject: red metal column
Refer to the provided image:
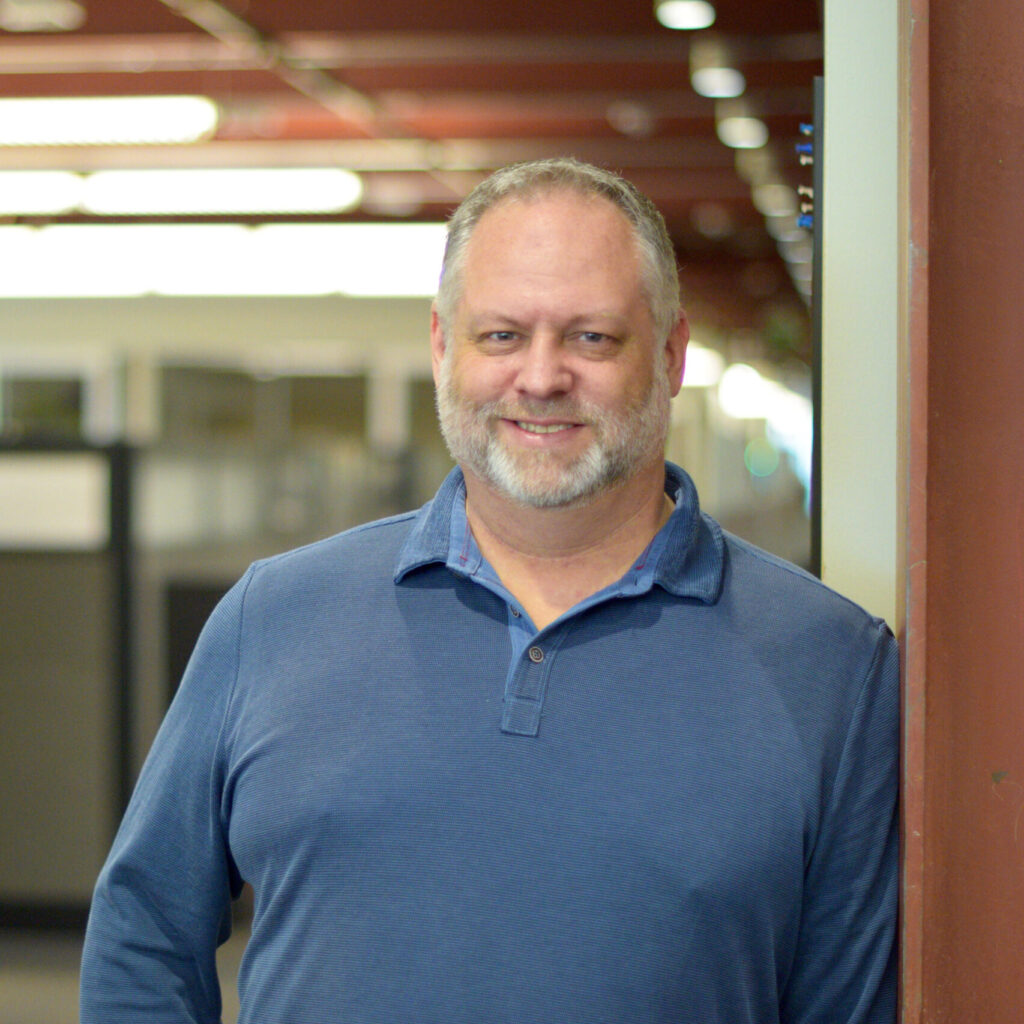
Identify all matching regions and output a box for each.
[904,0,1024,1019]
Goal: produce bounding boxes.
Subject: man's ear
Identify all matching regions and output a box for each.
[664,311,689,398]
[430,304,447,384]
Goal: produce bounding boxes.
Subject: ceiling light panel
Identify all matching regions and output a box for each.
[0,222,448,298]
[82,168,363,215]
[0,0,84,32]
[0,96,218,146]
[0,170,82,214]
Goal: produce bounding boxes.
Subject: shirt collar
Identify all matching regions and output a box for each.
[394,462,724,605]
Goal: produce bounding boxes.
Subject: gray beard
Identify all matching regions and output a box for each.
[435,351,671,509]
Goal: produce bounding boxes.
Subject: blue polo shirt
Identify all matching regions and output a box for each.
[441,472,677,736]
[81,463,898,1024]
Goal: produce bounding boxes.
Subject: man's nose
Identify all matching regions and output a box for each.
[513,335,572,398]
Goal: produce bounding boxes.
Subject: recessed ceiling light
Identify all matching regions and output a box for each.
[689,35,745,98]
[716,116,769,150]
[655,0,715,31]
[691,67,746,99]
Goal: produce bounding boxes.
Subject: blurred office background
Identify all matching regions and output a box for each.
[0,1,820,1019]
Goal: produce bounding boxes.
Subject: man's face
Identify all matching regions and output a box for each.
[431,190,686,510]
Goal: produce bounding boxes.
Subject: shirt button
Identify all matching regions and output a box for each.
[528,646,544,663]
[511,606,521,618]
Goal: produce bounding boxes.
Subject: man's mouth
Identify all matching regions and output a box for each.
[514,421,576,434]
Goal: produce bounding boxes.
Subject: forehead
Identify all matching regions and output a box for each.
[468,189,636,250]
[461,191,644,301]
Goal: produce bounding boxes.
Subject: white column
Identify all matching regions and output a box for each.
[820,0,901,625]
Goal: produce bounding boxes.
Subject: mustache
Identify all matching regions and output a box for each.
[479,398,596,423]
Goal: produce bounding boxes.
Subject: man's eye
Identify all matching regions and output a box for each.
[483,331,517,343]
[571,332,620,356]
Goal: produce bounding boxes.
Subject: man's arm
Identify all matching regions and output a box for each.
[80,571,251,1023]
[780,622,900,1024]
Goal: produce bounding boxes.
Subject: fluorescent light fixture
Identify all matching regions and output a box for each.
[317,223,448,297]
[691,67,746,99]
[0,167,363,216]
[655,0,715,30]
[0,170,82,214]
[0,96,218,146]
[0,222,448,298]
[0,0,85,32]
[82,168,363,215]
[716,116,768,149]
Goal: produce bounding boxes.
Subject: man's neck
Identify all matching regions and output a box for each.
[462,461,673,630]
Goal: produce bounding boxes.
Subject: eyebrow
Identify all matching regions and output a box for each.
[465,312,528,331]
[465,311,631,332]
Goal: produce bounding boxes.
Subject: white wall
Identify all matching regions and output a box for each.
[821,0,901,625]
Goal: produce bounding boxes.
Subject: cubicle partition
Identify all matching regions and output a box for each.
[0,442,133,928]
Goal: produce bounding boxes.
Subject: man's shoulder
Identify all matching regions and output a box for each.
[718,526,889,637]
[247,508,423,591]
[700,529,897,715]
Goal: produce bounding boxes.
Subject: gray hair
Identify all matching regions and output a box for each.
[435,157,680,343]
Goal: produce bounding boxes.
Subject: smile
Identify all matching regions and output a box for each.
[515,421,576,434]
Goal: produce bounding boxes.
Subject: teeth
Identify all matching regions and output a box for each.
[517,421,573,434]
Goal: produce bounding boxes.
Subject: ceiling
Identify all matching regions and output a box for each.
[0,0,822,349]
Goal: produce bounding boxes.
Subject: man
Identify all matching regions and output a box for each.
[81,158,898,1023]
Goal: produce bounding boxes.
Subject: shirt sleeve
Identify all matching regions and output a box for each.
[80,568,252,1024]
[780,620,900,1024]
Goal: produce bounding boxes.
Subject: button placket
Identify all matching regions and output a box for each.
[501,634,560,736]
